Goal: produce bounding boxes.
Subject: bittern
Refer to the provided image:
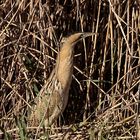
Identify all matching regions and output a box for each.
[29,32,94,126]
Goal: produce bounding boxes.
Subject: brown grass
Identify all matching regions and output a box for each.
[0,0,140,139]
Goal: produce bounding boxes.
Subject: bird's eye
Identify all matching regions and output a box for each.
[61,37,67,43]
[60,37,67,47]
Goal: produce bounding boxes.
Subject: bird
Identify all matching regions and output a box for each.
[29,32,95,127]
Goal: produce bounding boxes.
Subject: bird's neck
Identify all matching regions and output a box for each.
[55,44,74,87]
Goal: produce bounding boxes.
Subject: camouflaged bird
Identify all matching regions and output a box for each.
[29,32,95,126]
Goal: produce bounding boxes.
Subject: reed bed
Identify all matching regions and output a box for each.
[0,0,140,139]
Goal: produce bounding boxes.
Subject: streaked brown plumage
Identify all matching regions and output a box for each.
[29,32,94,126]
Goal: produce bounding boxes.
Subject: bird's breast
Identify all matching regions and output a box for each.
[57,56,73,88]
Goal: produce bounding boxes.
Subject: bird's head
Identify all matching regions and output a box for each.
[61,32,96,47]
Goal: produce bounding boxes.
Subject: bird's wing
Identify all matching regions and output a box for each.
[29,68,64,126]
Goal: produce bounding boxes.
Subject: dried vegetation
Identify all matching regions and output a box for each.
[0,0,140,139]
